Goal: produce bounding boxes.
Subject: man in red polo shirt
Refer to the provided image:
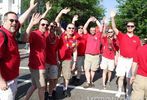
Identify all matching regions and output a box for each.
[83,16,102,88]
[130,41,147,100]
[70,15,87,85]
[58,23,77,97]
[24,16,50,100]
[45,21,60,100]
[111,11,141,98]
[0,0,37,99]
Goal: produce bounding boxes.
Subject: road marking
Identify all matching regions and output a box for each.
[17,79,125,95]
[20,66,29,70]
[17,79,31,87]
[57,84,125,95]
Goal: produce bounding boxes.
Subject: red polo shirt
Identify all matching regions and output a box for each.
[101,36,118,59]
[133,44,147,76]
[117,32,141,58]
[58,32,78,61]
[46,33,59,65]
[76,33,87,56]
[28,30,47,69]
[0,26,20,81]
[85,32,102,55]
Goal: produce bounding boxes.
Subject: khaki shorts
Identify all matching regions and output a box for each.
[131,75,147,100]
[45,64,58,79]
[115,56,133,78]
[75,56,85,71]
[100,56,115,71]
[84,54,100,71]
[30,68,46,88]
[61,60,72,80]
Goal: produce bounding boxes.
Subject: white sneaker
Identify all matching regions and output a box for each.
[115,92,121,98]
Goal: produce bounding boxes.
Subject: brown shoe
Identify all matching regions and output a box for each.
[83,83,91,88]
[90,82,95,87]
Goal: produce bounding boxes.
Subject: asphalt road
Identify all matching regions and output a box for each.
[15,44,125,100]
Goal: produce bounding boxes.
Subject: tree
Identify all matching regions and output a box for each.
[21,0,104,30]
[115,0,147,38]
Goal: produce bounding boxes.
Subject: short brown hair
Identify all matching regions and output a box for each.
[39,18,49,24]
[4,11,17,19]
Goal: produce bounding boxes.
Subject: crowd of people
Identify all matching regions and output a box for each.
[0,0,147,100]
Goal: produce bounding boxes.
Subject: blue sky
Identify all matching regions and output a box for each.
[101,0,118,19]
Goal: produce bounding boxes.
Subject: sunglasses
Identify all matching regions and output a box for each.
[127,25,135,28]
[9,19,18,23]
[50,25,57,28]
[68,27,75,29]
[41,23,49,27]
[78,27,83,29]
[108,31,114,33]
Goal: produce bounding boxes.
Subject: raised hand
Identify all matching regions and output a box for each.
[29,0,38,9]
[45,1,52,11]
[110,10,116,17]
[30,13,42,25]
[61,7,71,14]
[73,15,78,21]
[88,16,96,22]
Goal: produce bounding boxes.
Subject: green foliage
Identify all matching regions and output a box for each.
[115,0,147,38]
[21,0,104,30]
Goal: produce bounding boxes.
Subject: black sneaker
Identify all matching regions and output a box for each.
[71,76,77,84]
[63,90,71,97]
[44,92,49,100]
[83,83,91,88]
[76,78,80,83]
[72,78,80,86]
[52,90,56,100]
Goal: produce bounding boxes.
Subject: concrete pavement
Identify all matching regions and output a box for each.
[16,43,126,100]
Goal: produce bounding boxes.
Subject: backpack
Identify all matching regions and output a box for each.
[0,29,8,44]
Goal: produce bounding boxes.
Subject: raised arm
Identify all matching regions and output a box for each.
[83,16,95,34]
[101,17,107,37]
[18,0,37,25]
[55,7,70,25]
[72,15,78,25]
[110,11,119,35]
[41,1,52,18]
[95,17,102,32]
[55,7,70,32]
[23,13,42,42]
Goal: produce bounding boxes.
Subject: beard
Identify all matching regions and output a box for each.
[9,26,16,33]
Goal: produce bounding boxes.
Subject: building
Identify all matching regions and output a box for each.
[0,0,21,24]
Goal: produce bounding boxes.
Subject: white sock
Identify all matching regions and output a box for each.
[118,88,122,92]
[63,87,67,91]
